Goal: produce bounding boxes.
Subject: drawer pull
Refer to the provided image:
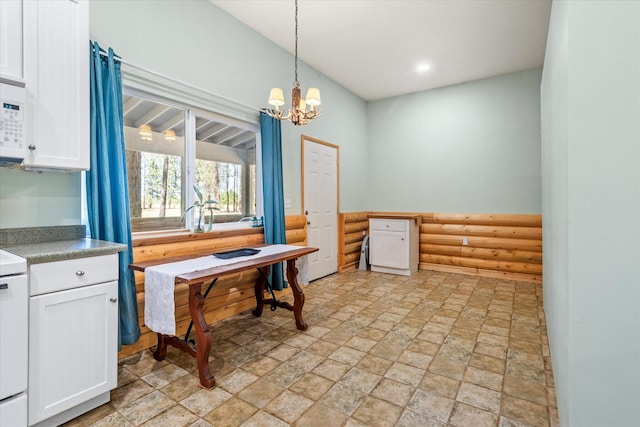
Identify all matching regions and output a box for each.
[0,283,8,290]
[75,270,85,276]
[110,297,118,303]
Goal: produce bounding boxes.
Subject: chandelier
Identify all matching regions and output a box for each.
[266,0,322,126]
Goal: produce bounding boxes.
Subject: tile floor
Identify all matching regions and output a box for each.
[64,270,559,427]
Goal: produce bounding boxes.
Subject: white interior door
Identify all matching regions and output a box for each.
[303,137,338,281]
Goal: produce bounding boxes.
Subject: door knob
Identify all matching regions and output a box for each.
[110,297,118,303]
[305,210,309,215]
[307,221,311,225]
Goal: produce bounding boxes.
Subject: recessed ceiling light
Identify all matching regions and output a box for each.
[416,63,431,73]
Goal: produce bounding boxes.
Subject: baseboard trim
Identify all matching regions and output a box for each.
[419,262,541,284]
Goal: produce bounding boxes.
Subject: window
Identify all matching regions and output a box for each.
[123,92,259,232]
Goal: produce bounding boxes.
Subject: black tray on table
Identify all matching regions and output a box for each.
[212,248,261,259]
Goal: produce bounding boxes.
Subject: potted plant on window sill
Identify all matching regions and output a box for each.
[179,186,220,233]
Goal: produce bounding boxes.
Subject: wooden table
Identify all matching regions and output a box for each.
[130,245,318,388]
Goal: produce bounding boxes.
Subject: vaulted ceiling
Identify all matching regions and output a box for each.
[123,1,551,143]
[212,0,552,100]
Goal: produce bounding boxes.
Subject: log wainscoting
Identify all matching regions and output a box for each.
[337,212,542,284]
[119,215,307,358]
[419,213,542,284]
[337,212,369,272]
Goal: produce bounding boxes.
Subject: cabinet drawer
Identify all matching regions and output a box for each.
[30,254,118,296]
[370,218,407,232]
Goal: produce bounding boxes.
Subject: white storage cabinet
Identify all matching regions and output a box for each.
[369,217,419,276]
[28,254,118,427]
[0,0,25,85]
[22,0,89,170]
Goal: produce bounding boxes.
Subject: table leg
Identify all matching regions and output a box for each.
[188,282,216,388]
[152,333,167,361]
[286,258,308,331]
[252,266,270,317]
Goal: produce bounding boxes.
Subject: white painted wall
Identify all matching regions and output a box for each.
[540,0,570,423]
[89,0,369,216]
[1,1,546,229]
[0,168,81,228]
[0,1,368,229]
[367,68,542,214]
[541,1,640,426]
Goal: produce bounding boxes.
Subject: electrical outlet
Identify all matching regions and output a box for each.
[284,198,292,208]
[462,237,468,245]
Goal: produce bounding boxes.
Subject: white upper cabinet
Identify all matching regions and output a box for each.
[0,0,25,86]
[22,0,89,170]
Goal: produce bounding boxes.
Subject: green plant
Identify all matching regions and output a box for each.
[179,185,220,232]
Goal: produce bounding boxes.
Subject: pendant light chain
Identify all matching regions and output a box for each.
[294,0,299,85]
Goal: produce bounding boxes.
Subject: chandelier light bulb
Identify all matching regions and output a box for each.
[268,88,285,107]
[305,87,321,106]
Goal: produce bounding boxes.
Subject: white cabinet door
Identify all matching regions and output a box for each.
[28,281,118,426]
[23,0,89,170]
[0,0,24,85]
[369,217,419,276]
[370,230,408,269]
[0,275,28,400]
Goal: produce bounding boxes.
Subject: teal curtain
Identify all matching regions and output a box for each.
[260,112,287,290]
[87,42,140,347]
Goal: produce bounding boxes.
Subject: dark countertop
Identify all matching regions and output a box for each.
[2,238,127,264]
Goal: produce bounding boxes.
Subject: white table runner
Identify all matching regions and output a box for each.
[144,244,307,335]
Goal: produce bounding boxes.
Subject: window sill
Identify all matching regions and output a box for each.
[132,223,263,246]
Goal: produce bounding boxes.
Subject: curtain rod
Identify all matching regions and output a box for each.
[97,50,262,114]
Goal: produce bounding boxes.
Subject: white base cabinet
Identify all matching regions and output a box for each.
[28,255,118,427]
[369,217,419,276]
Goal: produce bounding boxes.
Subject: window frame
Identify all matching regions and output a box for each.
[122,87,262,234]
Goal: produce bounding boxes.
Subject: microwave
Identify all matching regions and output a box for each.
[0,82,26,165]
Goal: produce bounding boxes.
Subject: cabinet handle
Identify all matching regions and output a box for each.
[28,144,36,151]
[0,283,8,290]
[75,270,85,276]
[110,297,118,303]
